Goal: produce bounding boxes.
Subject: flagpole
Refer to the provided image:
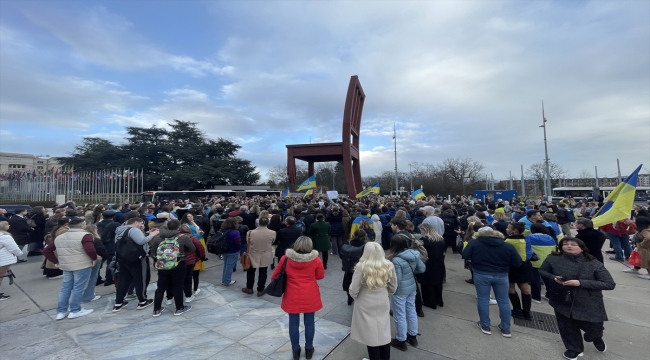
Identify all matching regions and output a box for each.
[393,121,399,195]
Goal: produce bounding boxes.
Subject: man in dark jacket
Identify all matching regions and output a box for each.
[575,218,606,263]
[113,204,125,224]
[274,216,302,259]
[238,206,256,231]
[8,209,33,247]
[462,228,522,338]
[441,209,461,253]
[296,207,315,235]
[96,210,120,286]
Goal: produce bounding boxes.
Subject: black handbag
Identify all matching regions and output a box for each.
[264,256,288,297]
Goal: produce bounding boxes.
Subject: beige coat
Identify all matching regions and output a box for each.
[247,226,276,268]
[636,228,650,270]
[54,228,93,271]
[349,262,398,346]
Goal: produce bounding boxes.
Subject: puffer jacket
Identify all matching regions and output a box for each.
[326,211,344,236]
[392,249,426,296]
[539,252,615,322]
[0,231,23,266]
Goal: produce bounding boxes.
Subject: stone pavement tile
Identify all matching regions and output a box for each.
[0,312,57,350]
[208,342,267,360]
[320,304,353,327]
[314,318,350,342]
[213,317,276,341]
[97,326,211,360]
[226,296,268,315]
[162,330,236,359]
[240,301,287,321]
[1,331,86,360]
[315,294,348,319]
[192,306,242,329]
[239,317,292,355]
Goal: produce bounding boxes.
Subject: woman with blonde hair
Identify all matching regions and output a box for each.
[416,223,446,309]
[0,221,23,301]
[349,242,397,360]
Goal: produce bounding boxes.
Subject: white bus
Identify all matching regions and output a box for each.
[143,189,281,202]
[551,187,650,202]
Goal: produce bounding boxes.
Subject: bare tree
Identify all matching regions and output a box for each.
[267,163,307,189]
[526,162,567,194]
[578,169,593,179]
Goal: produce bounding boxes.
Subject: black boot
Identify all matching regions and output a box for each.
[292,347,301,360]
[522,294,532,320]
[305,347,314,359]
[509,292,524,319]
[390,338,407,351]
[406,334,419,347]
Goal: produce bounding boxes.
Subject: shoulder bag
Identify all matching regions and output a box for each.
[264,256,288,297]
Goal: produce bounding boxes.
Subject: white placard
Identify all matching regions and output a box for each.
[56,195,66,205]
[326,191,339,199]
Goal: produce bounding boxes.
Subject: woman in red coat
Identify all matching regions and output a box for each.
[271,236,324,360]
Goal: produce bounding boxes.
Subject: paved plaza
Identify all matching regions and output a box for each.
[1,240,649,360]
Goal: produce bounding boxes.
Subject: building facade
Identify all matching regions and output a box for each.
[0,152,62,174]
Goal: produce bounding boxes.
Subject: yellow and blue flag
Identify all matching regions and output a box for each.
[592,164,642,228]
[297,175,316,191]
[281,187,290,198]
[350,214,374,235]
[356,182,380,198]
[411,189,425,200]
[304,189,314,197]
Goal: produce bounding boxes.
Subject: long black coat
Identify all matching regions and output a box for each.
[274,226,303,258]
[575,228,606,263]
[417,237,445,285]
[29,212,47,244]
[8,216,33,246]
[539,253,615,322]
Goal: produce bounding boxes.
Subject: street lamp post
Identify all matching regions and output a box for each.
[540,101,552,200]
[409,163,413,193]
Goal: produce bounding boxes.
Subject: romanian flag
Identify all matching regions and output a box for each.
[281,187,291,198]
[297,175,316,191]
[411,189,426,200]
[356,182,380,198]
[304,189,313,197]
[592,164,643,228]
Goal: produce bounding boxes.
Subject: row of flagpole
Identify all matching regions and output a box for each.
[0,168,144,203]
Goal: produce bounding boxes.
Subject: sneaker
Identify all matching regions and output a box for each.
[90,295,101,302]
[563,350,584,360]
[489,299,498,305]
[222,280,236,287]
[390,338,407,351]
[48,275,64,280]
[174,305,192,316]
[165,298,173,306]
[593,337,606,352]
[623,268,639,274]
[497,324,511,338]
[55,312,67,320]
[124,294,137,301]
[0,294,9,301]
[531,299,542,304]
[68,308,94,319]
[638,274,650,280]
[112,302,128,312]
[136,299,154,310]
[153,307,165,317]
[185,294,195,303]
[605,250,615,254]
[194,288,201,296]
[476,321,491,335]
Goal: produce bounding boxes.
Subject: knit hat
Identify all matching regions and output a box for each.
[494,208,505,214]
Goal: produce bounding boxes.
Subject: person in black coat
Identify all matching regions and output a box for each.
[539,237,615,360]
[341,229,367,306]
[296,207,315,235]
[417,223,446,309]
[28,206,47,255]
[8,209,33,247]
[441,210,461,253]
[274,216,303,259]
[574,218,606,263]
[326,208,345,255]
[238,206,257,231]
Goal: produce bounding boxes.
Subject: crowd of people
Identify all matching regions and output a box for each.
[0,194,648,360]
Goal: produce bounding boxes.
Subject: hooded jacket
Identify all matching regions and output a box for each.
[272,249,324,314]
[115,225,155,254]
[462,229,522,274]
[150,229,196,262]
[526,233,557,268]
[392,249,426,296]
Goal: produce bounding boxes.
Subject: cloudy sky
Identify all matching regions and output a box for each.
[1,0,648,182]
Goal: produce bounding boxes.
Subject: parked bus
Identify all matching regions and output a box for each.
[143,189,281,202]
[551,187,650,202]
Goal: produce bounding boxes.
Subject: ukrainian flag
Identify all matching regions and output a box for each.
[592,164,643,228]
[297,175,316,191]
[281,187,290,198]
[356,182,380,198]
[304,189,314,197]
[411,189,426,200]
[350,214,374,236]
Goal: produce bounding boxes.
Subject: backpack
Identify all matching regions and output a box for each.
[116,228,147,264]
[154,236,181,270]
[340,243,364,273]
[565,209,576,222]
[397,233,429,263]
[207,229,231,255]
[295,218,306,235]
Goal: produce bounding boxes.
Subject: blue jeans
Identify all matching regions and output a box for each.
[390,291,418,341]
[82,261,102,302]
[330,236,343,255]
[607,233,631,261]
[289,312,315,351]
[57,267,92,314]
[221,252,238,285]
[473,271,511,331]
